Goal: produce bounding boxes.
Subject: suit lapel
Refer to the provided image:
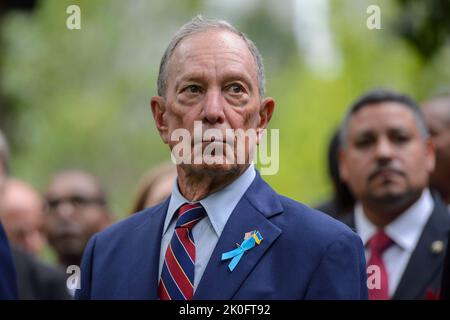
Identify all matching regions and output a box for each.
[127,198,169,299]
[393,198,450,299]
[194,173,283,300]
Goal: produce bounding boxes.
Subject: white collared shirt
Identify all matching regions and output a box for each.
[354,189,434,297]
[159,164,256,291]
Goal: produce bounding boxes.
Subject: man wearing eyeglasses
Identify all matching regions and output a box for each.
[44,170,112,270]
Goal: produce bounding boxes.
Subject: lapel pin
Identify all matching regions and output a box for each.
[221,230,263,272]
[431,240,444,254]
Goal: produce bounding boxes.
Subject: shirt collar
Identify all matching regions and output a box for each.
[164,164,256,237]
[355,188,434,252]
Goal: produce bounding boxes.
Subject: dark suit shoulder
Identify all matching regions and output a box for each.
[275,195,362,249]
[279,195,357,233]
[95,199,167,241]
[244,173,362,251]
[12,247,70,300]
[85,199,169,264]
[0,223,17,299]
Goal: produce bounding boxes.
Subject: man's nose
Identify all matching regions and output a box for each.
[375,137,395,160]
[202,88,225,125]
[55,202,77,221]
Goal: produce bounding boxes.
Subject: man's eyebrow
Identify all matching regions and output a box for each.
[174,73,206,88]
[174,73,254,92]
[221,72,253,85]
[353,128,374,137]
[352,126,412,140]
[387,127,413,135]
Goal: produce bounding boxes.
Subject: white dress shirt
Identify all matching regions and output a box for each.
[354,188,434,297]
[159,164,256,291]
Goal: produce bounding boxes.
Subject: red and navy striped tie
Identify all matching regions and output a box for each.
[158,203,206,300]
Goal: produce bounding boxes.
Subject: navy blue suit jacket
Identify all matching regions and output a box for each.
[0,223,17,300]
[76,173,368,299]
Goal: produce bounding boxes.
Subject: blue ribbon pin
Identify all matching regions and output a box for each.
[221,231,263,271]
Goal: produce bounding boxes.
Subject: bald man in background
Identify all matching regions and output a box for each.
[0,179,46,256]
[423,96,450,208]
[0,130,69,300]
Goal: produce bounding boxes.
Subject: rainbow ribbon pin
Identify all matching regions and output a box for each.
[221,231,263,272]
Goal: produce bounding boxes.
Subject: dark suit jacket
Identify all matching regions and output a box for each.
[12,246,72,300]
[76,172,368,300]
[440,223,450,300]
[0,222,17,299]
[339,194,450,299]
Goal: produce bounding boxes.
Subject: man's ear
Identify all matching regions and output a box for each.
[425,137,436,174]
[150,96,169,144]
[257,97,275,144]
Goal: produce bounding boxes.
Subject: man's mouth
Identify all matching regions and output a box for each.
[369,168,405,181]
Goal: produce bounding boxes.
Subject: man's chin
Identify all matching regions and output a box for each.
[366,187,420,210]
[371,193,404,204]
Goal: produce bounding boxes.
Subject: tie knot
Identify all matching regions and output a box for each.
[175,203,206,230]
[368,230,393,254]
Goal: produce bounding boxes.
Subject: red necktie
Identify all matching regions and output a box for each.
[367,230,393,300]
[158,203,206,300]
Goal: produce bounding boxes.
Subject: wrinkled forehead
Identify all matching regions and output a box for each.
[348,102,420,136]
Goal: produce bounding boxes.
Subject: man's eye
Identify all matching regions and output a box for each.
[392,135,410,144]
[227,84,244,94]
[354,138,373,149]
[184,85,202,94]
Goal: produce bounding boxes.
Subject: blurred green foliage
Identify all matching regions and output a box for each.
[1,0,449,219]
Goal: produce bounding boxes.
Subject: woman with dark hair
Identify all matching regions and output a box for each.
[316,129,355,218]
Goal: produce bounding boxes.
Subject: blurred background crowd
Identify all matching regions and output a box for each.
[0,0,449,299]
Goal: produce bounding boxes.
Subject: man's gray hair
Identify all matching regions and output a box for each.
[157,15,266,98]
[0,129,9,173]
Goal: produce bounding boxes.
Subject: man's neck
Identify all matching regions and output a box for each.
[177,165,249,202]
[361,191,423,228]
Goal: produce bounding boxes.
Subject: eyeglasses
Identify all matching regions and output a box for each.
[45,195,106,211]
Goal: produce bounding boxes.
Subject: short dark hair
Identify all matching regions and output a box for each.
[339,89,429,146]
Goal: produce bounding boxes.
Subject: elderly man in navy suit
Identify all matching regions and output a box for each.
[76,16,367,300]
[0,129,17,300]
